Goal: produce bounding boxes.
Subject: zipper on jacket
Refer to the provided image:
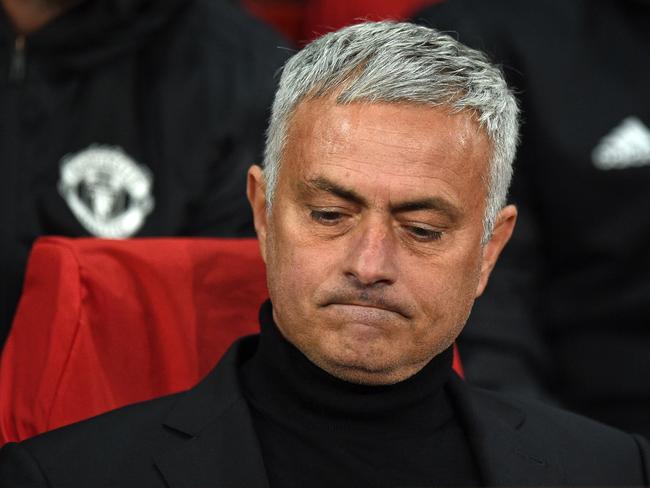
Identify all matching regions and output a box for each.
[9,35,26,82]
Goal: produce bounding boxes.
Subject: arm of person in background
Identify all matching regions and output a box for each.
[179,1,292,238]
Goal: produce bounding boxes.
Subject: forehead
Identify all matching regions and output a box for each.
[281,99,490,210]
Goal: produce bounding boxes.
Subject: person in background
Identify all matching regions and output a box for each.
[0,20,648,488]
[239,0,439,46]
[413,0,650,437]
[0,0,290,348]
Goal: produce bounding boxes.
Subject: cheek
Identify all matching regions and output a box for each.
[266,218,331,309]
[405,268,476,358]
[273,203,346,278]
[408,249,482,325]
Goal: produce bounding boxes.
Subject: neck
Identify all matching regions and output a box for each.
[241,300,454,433]
[1,0,79,34]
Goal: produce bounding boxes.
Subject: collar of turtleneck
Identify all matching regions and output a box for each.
[240,300,454,438]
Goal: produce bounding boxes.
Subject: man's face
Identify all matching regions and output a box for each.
[248,99,516,385]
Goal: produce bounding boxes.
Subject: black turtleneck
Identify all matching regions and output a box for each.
[240,301,482,488]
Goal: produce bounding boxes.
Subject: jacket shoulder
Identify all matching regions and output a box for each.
[0,339,252,486]
[466,384,650,483]
[0,392,188,486]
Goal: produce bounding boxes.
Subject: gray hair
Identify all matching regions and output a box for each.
[263,21,519,243]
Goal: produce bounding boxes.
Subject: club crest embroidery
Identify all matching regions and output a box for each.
[58,145,154,238]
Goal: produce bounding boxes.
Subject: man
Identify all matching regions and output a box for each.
[0,21,648,487]
[412,0,650,437]
[0,0,289,347]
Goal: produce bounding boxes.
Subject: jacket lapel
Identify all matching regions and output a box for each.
[153,337,269,488]
[151,337,566,487]
[448,375,564,486]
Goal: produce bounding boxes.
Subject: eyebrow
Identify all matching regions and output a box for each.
[307,176,366,206]
[303,176,461,221]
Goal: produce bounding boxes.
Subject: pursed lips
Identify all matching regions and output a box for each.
[323,301,411,320]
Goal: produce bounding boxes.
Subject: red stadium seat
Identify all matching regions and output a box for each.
[0,237,462,445]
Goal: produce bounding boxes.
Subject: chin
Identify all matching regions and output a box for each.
[325,361,415,385]
[314,345,413,385]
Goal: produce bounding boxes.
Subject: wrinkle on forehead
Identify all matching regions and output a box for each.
[282,99,491,215]
[308,158,473,183]
[295,100,488,171]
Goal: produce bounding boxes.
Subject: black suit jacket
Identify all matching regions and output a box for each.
[0,335,648,487]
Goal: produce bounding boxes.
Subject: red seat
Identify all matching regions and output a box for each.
[0,237,462,445]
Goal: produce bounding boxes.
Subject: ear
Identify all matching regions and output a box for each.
[475,204,517,297]
[246,165,268,263]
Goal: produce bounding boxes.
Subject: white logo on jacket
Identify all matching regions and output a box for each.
[58,145,154,238]
[592,117,650,170]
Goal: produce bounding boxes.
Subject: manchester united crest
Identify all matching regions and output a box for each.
[58,145,154,238]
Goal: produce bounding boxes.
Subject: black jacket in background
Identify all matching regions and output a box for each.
[0,334,648,487]
[412,0,650,436]
[0,0,291,346]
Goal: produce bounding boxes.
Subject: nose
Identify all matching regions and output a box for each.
[343,217,398,287]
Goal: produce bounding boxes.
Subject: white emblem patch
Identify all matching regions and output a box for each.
[592,117,650,170]
[58,145,154,238]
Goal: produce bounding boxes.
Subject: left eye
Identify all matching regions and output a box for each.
[405,225,443,241]
[310,210,344,225]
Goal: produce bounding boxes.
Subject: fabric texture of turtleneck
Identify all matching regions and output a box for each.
[240,300,481,488]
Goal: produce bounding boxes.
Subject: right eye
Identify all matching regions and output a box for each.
[404,225,444,242]
[310,210,345,225]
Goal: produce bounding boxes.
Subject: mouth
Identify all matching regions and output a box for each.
[323,300,411,320]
